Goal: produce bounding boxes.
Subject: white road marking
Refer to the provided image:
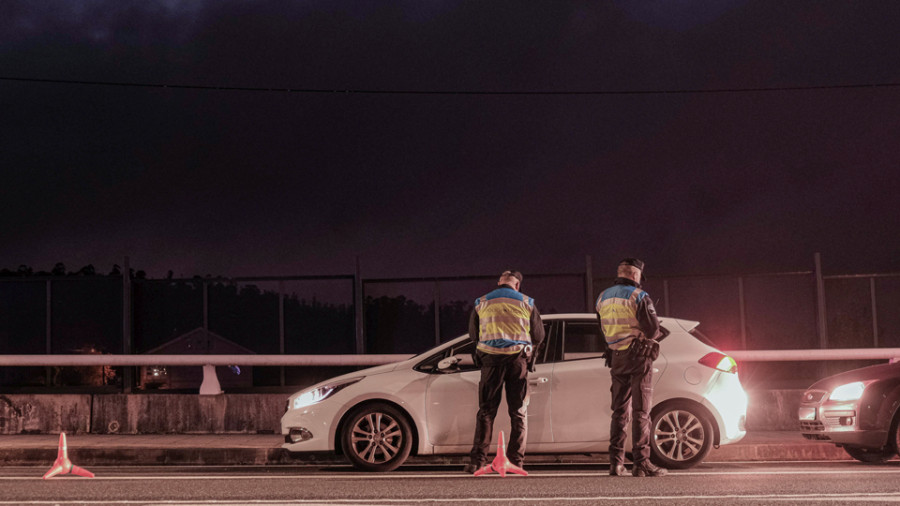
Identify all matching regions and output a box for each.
[4,467,900,480]
[3,492,900,505]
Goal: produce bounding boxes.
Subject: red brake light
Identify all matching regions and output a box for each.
[698,352,737,374]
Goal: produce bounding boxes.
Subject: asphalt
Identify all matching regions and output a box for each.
[0,431,859,468]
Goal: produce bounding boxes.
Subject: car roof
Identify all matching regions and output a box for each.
[541,313,700,332]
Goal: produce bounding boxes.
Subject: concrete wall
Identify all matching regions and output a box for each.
[0,389,802,435]
[745,389,803,431]
[0,394,92,434]
[0,394,285,435]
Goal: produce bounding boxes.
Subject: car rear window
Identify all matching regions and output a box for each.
[688,327,718,348]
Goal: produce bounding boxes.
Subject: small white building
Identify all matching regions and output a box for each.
[140,328,254,390]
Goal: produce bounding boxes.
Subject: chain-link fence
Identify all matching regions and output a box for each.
[2,255,898,391]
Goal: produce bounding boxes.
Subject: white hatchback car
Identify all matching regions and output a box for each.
[281,314,748,471]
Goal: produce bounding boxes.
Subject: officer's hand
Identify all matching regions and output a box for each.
[472,352,482,369]
[603,352,612,368]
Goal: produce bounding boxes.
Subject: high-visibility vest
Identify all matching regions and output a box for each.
[474,287,534,355]
[596,284,648,351]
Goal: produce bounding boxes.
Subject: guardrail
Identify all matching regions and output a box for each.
[0,354,417,395]
[2,348,899,394]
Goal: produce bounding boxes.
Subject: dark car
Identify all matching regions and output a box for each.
[799,361,900,462]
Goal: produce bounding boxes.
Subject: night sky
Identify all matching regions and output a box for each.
[3,1,900,280]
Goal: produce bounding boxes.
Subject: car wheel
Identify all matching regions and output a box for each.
[341,402,413,472]
[650,401,714,469]
[892,413,900,456]
[842,444,896,464]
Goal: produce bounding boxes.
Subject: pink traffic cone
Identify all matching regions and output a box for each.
[473,430,528,477]
[42,432,94,479]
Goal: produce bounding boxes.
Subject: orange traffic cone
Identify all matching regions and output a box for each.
[473,430,528,477]
[42,432,94,479]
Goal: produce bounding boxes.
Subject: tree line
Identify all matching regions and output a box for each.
[0,263,147,279]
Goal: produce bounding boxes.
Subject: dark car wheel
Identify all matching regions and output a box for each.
[893,414,900,456]
[842,444,896,464]
[650,400,714,469]
[341,402,413,472]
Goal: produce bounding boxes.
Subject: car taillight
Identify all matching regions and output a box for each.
[699,352,737,374]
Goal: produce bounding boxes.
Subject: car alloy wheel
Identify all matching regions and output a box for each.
[341,402,413,472]
[650,400,714,469]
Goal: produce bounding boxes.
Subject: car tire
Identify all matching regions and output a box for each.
[842,444,896,464]
[341,402,413,472]
[893,413,900,456]
[650,400,714,469]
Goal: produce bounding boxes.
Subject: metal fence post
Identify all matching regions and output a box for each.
[279,280,285,386]
[202,280,209,332]
[585,255,593,312]
[870,277,879,347]
[738,277,747,349]
[355,257,365,354]
[46,280,52,386]
[122,256,133,393]
[662,279,670,317]
[433,280,441,346]
[814,252,829,349]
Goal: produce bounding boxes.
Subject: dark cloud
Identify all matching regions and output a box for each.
[2,1,900,279]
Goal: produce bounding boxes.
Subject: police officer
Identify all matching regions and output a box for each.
[464,270,544,474]
[597,258,667,477]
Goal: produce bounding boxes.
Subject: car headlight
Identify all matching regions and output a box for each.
[292,377,364,410]
[828,381,867,402]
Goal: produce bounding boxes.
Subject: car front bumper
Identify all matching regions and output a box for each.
[281,406,336,453]
[798,401,888,448]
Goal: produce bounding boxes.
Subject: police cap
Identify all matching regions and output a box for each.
[618,258,645,273]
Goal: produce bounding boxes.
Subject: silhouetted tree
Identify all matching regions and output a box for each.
[76,264,96,276]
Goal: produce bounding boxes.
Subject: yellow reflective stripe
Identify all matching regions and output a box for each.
[599,295,641,347]
[477,342,526,354]
[479,299,531,319]
[475,292,533,354]
[480,315,528,326]
[604,324,632,336]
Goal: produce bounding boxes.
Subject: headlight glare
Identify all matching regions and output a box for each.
[292,377,363,410]
[829,381,866,402]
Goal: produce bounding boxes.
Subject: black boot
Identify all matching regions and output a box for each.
[463,461,484,474]
[609,463,628,476]
[632,461,667,477]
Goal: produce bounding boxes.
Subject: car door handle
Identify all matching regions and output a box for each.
[528,377,549,385]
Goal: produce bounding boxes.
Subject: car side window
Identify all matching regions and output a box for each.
[416,340,479,374]
[562,321,605,361]
[417,321,556,372]
[535,321,556,364]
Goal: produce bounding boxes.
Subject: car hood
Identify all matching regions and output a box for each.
[301,358,412,391]
[808,361,900,391]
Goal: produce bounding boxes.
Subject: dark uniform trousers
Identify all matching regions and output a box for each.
[470,352,529,465]
[609,348,654,465]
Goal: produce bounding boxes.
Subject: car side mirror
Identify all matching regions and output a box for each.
[437,356,460,371]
